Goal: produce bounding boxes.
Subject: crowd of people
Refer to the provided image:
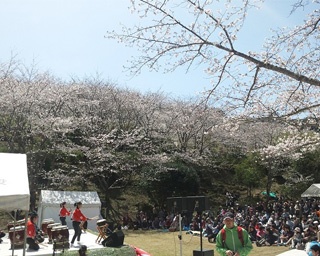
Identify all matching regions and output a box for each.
[121,196,320,255]
[207,198,320,250]
[4,195,320,255]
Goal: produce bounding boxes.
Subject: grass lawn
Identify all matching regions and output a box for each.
[122,229,289,256]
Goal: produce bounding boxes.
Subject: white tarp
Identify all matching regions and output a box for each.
[301,184,320,198]
[276,249,307,255]
[0,153,30,211]
[37,190,102,230]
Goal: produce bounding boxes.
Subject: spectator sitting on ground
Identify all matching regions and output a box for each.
[141,217,149,230]
[264,226,277,246]
[254,222,262,232]
[269,223,280,245]
[151,217,160,229]
[285,227,304,249]
[286,216,295,231]
[158,217,166,229]
[256,226,266,244]
[204,217,215,242]
[279,224,293,245]
[304,225,318,243]
[122,213,133,229]
[248,225,257,242]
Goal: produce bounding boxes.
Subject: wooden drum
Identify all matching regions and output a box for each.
[47,223,61,244]
[52,225,69,249]
[9,225,25,249]
[41,218,54,237]
[7,219,26,231]
[97,219,107,227]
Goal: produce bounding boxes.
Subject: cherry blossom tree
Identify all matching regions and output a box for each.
[256,128,320,193]
[163,98,225,154]
[108,0,320,119]
[0,59,64,208]
[208,114,320,197]
[2,54,320,211]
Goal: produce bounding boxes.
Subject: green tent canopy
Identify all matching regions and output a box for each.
[261,191,277,199]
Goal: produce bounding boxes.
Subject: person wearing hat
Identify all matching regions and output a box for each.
[310,244,320,256]
[215,212,253,256]
[285,226,303,249]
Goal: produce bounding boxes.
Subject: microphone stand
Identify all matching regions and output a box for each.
[178,214,182,256]
[198,211,203,252]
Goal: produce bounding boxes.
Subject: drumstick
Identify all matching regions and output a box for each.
[89,216,99,220]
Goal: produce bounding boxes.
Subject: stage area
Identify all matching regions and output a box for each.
[0,229,134,256]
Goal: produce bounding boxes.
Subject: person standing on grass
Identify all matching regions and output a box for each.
[215,212,253,256]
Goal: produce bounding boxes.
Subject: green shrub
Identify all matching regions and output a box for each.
[61,246,135,256]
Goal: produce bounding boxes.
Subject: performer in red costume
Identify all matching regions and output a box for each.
[59,202,72,225]
[27,213,40,251]
[70,202,91,246]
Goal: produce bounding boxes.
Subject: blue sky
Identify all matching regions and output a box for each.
[0,0,312,98]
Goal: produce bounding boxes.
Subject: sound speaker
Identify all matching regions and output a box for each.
[102,230,124,247]
[167,196,209,213]
[185,196,209,213]
[193,249,214,256]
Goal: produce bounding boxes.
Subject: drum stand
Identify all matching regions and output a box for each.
[52,238,67,254]
[52,240,56,256]
[96,226,107,243]
[61,239,66,253]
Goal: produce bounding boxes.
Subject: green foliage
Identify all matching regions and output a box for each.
[61,246,135,256]
[294,149,320,182]
[1,60,319,212]
[139,159,200,205]
[234,154,263,196]
[279,181,309,199]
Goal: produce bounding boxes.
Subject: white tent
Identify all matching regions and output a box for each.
[0,153,30,256]
[301,183,320,198]
[0,153,30,212]
[37,190,102,230]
